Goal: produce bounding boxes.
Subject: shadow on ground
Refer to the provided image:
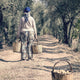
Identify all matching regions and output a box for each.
[39,36,80,73]
[0,59,21,62]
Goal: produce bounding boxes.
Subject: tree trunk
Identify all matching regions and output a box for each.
[0,34,3,49]
[63,24,68,43]
[67,18,74,47]
[62,16,68,44]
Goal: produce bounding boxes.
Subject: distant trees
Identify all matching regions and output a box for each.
[0,0,33,46]
[45,0,80,46]
[72,19,80,39]
[0,0,80,49]
[32,2,51,35]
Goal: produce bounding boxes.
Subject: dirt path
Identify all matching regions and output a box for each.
[0,35,80,80]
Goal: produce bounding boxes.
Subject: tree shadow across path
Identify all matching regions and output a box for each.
[38,35,80,73]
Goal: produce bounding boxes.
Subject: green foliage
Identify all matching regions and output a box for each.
[0,0,33,46]
[72,28,79,39]
[72,19,80,39]
[32,2,53,35]
[75,19,80,30]
[45,0,80,44]
[32,2,46,35]
[0,0,80,47]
